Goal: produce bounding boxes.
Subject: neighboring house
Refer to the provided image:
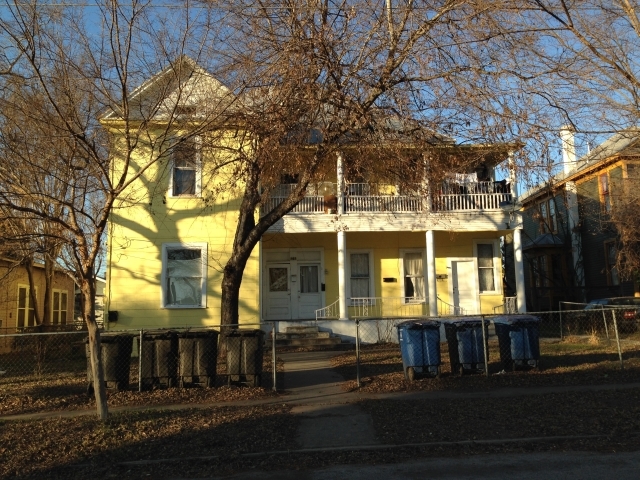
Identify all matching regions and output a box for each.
[74,276,106,328]
[105,58,527,338]
[518,127,640,311]
[0,258,75,351]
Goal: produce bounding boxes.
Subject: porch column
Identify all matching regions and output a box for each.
[338,231,348,320]
[513,227,527,313]
[508,150,518,203]
[337,151,348,320]
[426,230,438,316]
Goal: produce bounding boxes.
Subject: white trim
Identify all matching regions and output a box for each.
[473,239,502,295]
[167,135,202,198]
[399,248,427,304]
[447,257,480,314]
[347,249,375,306]
[161,242,207,308]
[51,288,69,325]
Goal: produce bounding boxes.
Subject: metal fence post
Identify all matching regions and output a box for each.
[481,315,489,378]
[601,305,610,343]
[355,319,361,388]
[559,304,563,340]
[611,310,624,370]
[272,321,277,392]
[138,329,143,392]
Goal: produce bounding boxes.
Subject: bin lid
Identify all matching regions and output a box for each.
[492,315,540,325]
[396,319,441,329]
[442,316,484,326]
[178,328,219,338]
[224,328,266,337]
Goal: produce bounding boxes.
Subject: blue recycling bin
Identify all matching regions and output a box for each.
[492,315,541,371]
[443,317,488,375]
[396,319,441,381]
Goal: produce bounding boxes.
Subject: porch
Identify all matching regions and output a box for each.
[264,181,513,215]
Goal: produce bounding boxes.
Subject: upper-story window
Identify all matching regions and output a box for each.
[169,136,201,197]
[537,198,557,234]
[599,173,611,213]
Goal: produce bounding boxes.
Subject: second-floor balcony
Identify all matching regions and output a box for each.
[264,181,513,215]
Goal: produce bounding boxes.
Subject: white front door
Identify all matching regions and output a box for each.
[265,264,291,320]
[296,264,321,319]
[450,259,479,314]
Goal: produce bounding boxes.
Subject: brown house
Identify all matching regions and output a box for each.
[0,258,75,352]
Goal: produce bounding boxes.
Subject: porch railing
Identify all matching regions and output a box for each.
[315,299,340,320]
[264,181,512,215]
[437,296,466,316]
[493,296,517,314]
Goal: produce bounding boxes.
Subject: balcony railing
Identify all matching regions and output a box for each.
[263,181,512,214]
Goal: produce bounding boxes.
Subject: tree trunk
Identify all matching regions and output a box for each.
[82,276,108,420]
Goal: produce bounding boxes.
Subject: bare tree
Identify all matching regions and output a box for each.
[0,1,224,420]
[198,0,547,325]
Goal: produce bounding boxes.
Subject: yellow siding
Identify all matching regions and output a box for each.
[263,230,504,316]
[107,130,260,330]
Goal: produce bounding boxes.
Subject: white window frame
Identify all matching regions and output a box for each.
[347,249,375,306]
[161,242,207,308]
[51,289,69,325]
[399,249,427,304]
[168,135,202,198]
[473,240,502,295]
[17,284,37,329]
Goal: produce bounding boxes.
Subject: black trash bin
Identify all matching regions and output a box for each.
[396,320,441,381]
[138,330,178,389]
[443,317,488,375]
[492,315,541,371]
[224,329,265,387]
[178,328,219,387]
[85,332,134,392]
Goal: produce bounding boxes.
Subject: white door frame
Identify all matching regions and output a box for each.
[262,248,325,320]
[447,257,480,314]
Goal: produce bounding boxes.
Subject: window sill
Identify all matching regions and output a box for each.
[162,305,206,309]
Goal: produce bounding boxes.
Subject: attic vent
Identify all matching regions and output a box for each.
[176,105,196,116]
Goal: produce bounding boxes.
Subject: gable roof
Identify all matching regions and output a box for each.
[100,56,235,123]
[521,128,640,203]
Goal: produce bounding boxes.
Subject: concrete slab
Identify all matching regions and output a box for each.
[293,404,378,449]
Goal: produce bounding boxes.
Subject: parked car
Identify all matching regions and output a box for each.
[582,297,640,334]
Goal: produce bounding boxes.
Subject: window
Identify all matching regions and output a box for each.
[348,251,373,304]
[401,250,425,303]
[536,198,557,234]
[17,285,36,329]
[51,289,68,325]
[604,241,619,286]
[474,241,500,294]
[169,137,201,197]
[161,243,207,308]
[599,173,611,213]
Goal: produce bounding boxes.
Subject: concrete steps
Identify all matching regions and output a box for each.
[275,325,345,348]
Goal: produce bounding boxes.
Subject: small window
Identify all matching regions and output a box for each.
[17,285,36,329]
[162,243,207,308]
[402,251,425,303]
[52,289,68,325]
[170,137,201,197]
[536,199,557,234]
[599,173,611,213]
[604,241,619,286]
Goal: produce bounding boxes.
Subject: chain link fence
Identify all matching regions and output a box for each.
[2,309,640,415]
[0,324,278,413]
[351,307,640,386]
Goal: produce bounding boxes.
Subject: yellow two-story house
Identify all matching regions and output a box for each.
[105,58,527,338]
